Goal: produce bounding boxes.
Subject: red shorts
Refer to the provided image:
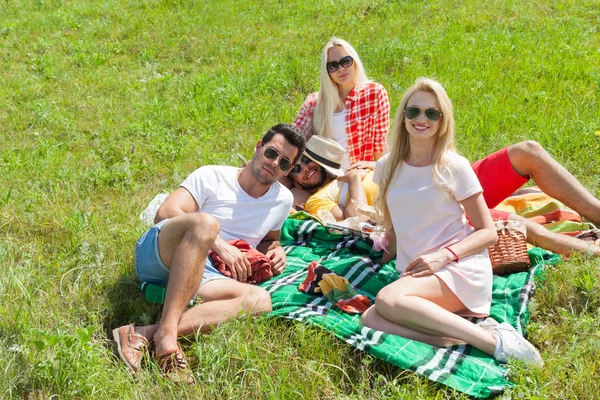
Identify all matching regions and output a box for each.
[471,147,530,219]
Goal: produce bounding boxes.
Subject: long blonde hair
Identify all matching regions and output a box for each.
[313,38,370,138]
[375,77,456,231]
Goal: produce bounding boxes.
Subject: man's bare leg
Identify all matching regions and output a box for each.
[151,213,220,357]
[510,214,600,256]
[136,280,272,339]
[508,141,600,225]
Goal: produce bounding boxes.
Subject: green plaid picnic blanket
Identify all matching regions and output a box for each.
[258,218,561,398]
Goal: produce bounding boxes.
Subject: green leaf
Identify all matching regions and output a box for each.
[32,340,46,351]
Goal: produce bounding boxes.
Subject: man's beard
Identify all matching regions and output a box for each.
[297,166,328,191]
[251,160,278,185]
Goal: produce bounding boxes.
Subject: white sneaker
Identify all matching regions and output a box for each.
[479,317,500,332]
[493,322,543,367]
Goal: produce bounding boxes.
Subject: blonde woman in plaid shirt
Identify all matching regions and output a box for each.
[294,38,390,171]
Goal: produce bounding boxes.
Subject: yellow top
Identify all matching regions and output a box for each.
[304,171,379,215]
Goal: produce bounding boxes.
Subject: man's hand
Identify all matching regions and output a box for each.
[402,249,454,278]
[256,230,285,276]
[338,168,369,183]
[266,246,286,276]
[214,241,252,282]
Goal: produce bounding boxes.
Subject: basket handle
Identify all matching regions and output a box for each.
[494,218,526,237]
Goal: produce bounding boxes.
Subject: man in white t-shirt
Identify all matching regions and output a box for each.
[112,124,305,383]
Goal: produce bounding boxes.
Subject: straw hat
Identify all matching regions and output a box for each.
[304,136,345,177]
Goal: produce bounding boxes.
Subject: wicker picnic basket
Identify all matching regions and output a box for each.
[487,219,531,275]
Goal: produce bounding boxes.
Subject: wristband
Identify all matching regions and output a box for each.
[444,246,459,262]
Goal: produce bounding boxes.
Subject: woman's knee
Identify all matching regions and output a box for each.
[375,283,409,307]
[374,286,410,318]
[374,278,432,316]
[359,306,377,327]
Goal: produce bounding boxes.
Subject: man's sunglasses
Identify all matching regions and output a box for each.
[263,146,293,172]
[326,56,354,73]
[404,106,443,122]
[290,156,312,176]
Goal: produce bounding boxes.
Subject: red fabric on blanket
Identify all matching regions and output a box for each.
[208,239,273,284]
[298,261,370,314]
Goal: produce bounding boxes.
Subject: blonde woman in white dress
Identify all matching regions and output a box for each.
[360,77,543,366]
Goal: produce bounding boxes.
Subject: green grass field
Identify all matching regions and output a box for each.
[1,0,599,398]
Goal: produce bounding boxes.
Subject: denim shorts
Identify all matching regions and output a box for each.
[134,219,230,288]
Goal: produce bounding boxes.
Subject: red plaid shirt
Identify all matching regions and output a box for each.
[294,82,390,165]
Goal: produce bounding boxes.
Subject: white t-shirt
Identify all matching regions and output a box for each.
[331,109,350,170]
[374,152,492,316]
[180,166,292,248]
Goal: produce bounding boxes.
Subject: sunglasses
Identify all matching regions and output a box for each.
[263,146,293,172]
[326,56,354,73]
[290,156,312,176]
[404,106,443,122]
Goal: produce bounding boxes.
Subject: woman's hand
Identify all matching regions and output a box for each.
[347,161,376,171]
[402,249,454,278]
[337,168,369,183]
[380,231,397,264]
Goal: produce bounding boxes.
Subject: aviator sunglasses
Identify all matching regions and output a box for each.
[263,146,293,172]
[404,106,443,122]
[326,55,354,73]
[290,156,312,176]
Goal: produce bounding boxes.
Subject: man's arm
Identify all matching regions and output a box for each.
[290,186,312,208]
[154,187,199,223]
[256,230,286,276]
[155,186,253,281]
[278,175,294,190]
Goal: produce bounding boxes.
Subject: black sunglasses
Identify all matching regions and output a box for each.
[290,156,312,176]
[326,56,354,73]
[404,106,443,122]
[263,146,293,172]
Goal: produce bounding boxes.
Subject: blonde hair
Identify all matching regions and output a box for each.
[375,77,456,231]
[312,38,370,138]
